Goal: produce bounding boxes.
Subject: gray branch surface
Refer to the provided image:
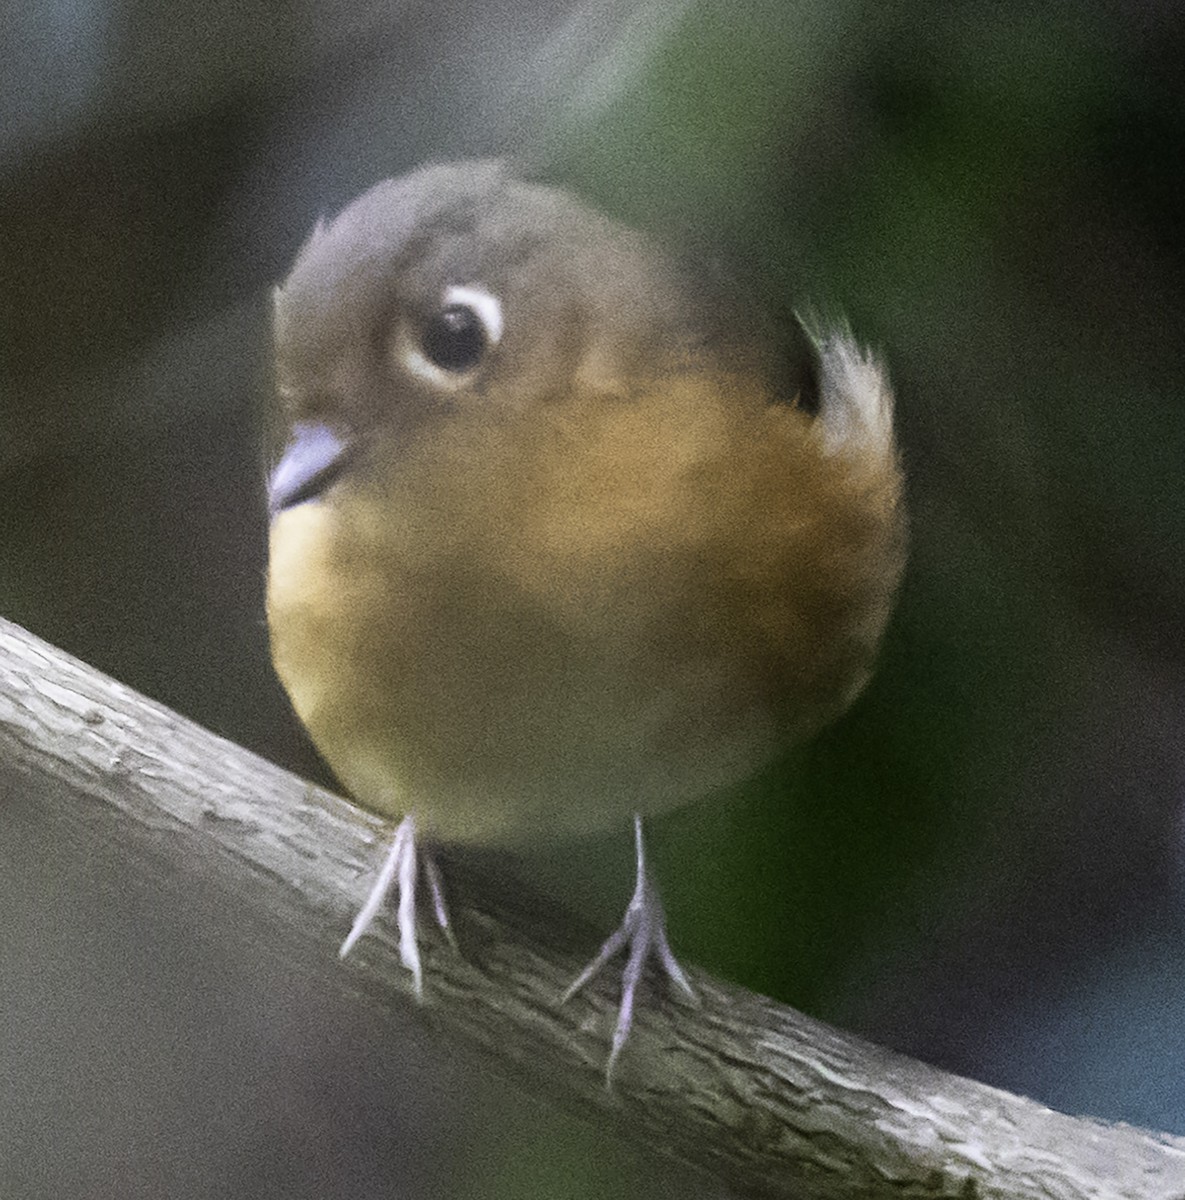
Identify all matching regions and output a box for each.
[2,615,1183,1199]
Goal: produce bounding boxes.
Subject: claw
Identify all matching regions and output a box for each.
[423,852,458,952]
[340,813,454,998]
[564,815,697,1080]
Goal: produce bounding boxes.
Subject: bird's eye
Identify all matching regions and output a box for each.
[396,285,503,389]
[422,304,488,372]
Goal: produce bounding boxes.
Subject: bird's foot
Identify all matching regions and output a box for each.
[339,813,453,999]
[563,815,698,1080]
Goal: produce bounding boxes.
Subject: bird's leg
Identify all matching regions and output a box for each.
[339,813,454,998]
[563,814,698,1078]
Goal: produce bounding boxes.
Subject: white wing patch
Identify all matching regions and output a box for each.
[816,329,895,460]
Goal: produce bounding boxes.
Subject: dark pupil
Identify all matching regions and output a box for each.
[421,304,486,372]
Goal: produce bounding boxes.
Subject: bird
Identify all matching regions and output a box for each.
[265,158,906,1076]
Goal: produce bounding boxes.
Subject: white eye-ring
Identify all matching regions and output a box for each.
[444,285,503,345]
[395,284,503,389]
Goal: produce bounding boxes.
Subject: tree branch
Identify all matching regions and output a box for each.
[1,615,1182,1199]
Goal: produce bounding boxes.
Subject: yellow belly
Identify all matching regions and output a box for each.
[267,373,903,846]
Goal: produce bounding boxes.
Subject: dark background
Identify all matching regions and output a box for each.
[3,0,1185,1195]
